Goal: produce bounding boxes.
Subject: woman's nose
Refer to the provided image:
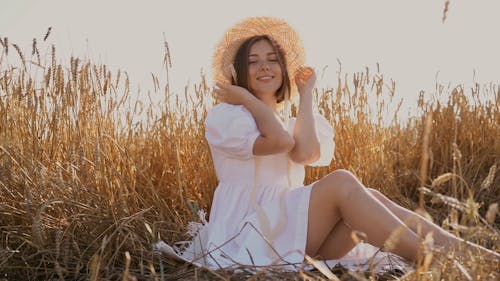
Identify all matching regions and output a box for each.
[258,61,270,70]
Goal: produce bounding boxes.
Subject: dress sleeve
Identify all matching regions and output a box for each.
[288,112,335,167]
[205,103,261,160]
[310,112,335,166]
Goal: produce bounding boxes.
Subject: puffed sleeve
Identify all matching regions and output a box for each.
[205,103,261,160]
[288,112,335,167]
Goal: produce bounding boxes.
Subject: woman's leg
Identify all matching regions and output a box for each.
[315,219,357,259]
[367,188,456,245]
[368,188,500,258]
[306,169,422,262]
[309,175,500,260]
[315,188,466,260]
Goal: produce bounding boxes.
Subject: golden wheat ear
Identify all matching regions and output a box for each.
[229,64,237,84]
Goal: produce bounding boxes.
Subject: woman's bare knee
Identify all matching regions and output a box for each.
[328,169,357,182]
[320,169,364,202]
[308,169,362,214]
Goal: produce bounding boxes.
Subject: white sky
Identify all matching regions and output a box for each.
[1,0,499,116]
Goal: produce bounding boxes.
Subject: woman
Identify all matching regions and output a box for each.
[167,17,499,270]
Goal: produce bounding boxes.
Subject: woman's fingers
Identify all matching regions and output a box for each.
[215,83,230,101]
[294,66,316,96]
[301,67,314,80]
[296,66,314,83]
[215,83,235,98]
[214,83,248,105]
[213,86,226,101]
[216,82,230,90]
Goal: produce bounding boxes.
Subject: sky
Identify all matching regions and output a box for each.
[1,0,499,117]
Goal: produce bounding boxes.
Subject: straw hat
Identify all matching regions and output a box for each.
[212,16,306,96]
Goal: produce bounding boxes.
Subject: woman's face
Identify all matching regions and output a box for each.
[247,39,283,100]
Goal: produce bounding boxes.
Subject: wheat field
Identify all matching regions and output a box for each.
[0,36,498,280]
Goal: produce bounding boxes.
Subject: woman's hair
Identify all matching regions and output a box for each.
[232,35,291,103]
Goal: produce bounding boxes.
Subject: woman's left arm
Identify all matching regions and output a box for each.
[289,67,321,164]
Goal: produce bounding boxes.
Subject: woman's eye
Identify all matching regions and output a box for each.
[248,59,277,65]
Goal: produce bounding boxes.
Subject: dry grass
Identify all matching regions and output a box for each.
[0,37,498,280]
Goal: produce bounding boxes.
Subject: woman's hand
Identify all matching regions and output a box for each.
[214,82,252,105]
[294,67,316,97]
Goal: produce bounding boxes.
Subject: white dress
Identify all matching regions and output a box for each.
[201,103,334,268]
[157,103,408,272]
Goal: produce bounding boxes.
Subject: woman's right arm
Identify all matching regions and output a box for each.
[215,83,295,155]
[241,94,295,155]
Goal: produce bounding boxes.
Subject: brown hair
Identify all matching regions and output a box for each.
[232,35,291,103]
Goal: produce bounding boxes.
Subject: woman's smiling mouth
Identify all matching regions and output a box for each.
[257,76,274,81]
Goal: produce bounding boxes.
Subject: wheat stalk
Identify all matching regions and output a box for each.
[442,1,451,23]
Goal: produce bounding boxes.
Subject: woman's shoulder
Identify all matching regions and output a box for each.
[204,103,258,142]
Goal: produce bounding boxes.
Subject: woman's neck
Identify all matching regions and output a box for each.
[256,93,278,113]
